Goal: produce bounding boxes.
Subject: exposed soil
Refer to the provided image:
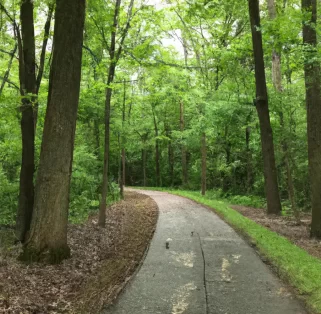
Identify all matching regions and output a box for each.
[231,205,321,259]
[0,191,158,314]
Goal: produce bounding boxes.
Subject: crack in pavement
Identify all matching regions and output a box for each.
[197,232,209,314]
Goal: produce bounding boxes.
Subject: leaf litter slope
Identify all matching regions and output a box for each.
[0,191,158,313]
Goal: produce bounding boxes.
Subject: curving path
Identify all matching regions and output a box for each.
[103,190,307,314]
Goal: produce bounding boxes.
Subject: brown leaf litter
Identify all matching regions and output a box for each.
[0,191,158,313]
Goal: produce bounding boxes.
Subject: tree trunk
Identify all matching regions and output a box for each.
[248,0,282,215]
[180,101,188,186]
[302,0,321,237]
[16,2,54,243]
[166,126,174,186]
[142,148,147,187]
[93,119,100,159]
[153,112,161,186]
[168,141,174,186]
[119,80,126,198]
[22,0,85,263]
[122,148,125,188]
[267,0,298,219]
[15,0,36,243]
[201,132,206,195]
[98,0,121,227]
[34,3,54,129]
[246,126,253,192]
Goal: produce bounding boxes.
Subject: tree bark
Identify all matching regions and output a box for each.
[302,0,321,237]
[201,132,206,195]
[248,0,282,214]
[15,0,36,243]
[22,0,85,263]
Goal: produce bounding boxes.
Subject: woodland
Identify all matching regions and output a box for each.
[0,0,321,265]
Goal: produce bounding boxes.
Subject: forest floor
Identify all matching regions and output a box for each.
[0,191,158,314]
[231,205,321,259]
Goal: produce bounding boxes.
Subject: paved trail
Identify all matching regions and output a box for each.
[103,190,307,314]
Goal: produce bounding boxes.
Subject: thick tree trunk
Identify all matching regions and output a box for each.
[302,0,321,237]
[180,101,188,186]
[16,2,54,243]
[201,132,206,195]
[248,0,282,214]
[22,0,85,263]
[15,0,36,243]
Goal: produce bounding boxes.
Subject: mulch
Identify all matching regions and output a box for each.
[0,191,158,313]
[231,204,321,259]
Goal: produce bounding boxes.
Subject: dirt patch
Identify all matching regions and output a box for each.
[0,191,158,313]
[231,205,321,259]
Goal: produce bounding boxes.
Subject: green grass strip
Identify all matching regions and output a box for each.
[138,188,321,313]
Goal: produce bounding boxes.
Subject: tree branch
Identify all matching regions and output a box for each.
[115,0,135,62]
[83,45,100,64]
[0,75,19,91]
[36,2,54,94]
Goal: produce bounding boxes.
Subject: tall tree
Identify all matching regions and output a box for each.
[180,101,188,186]
[302,0,321,237]
[15,1,54,243]
[15,0,36,243]
[98,0,134,227]
[248,0,282,214]
[201,132,206,195]
[22,0,86,263]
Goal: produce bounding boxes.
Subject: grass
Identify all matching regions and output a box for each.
[136,187,321,313]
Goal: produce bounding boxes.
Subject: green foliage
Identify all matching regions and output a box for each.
[205,189,266,208]
[0,0,314,226]
[0,165,18,225]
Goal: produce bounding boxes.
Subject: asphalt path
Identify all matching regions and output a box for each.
[103,190,307,314]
